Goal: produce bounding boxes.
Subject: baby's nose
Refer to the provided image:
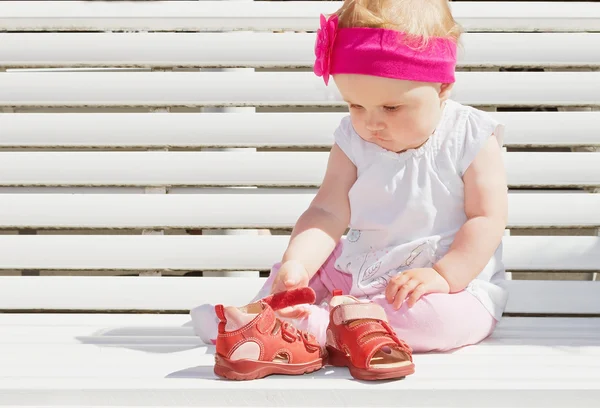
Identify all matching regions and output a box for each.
[365,120,385,132]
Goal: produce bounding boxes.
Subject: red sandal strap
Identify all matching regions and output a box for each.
[215,304,225,321]
[380,321,413,361]
[279,321,320,352]
[261,287,316,311]
[301,331,321,353]
[214,304,226,333]
[332,302,389,325]
[343,321,411,369]
[280,321,299,342]
[256,303,277,334]
[352,321,392,344]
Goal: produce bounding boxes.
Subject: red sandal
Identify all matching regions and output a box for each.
[213,287,326,380]
[326,290,415,381]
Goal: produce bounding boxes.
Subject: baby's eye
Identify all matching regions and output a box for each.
[384,106,400,112]
[349,104,363,110]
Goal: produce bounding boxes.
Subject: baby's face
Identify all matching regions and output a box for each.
[333,74,448,153]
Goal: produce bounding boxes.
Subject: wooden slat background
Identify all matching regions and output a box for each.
[0,1,598,315]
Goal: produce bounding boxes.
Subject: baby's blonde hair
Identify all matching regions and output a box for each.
[334,0,462,46]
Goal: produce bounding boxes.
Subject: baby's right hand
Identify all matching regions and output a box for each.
[271,260,311,319]
[271,260,310,294]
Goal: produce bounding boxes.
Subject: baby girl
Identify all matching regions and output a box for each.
[193,0,508,354]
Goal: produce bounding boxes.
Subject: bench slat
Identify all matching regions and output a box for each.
[0,329,599,368]
[1,313,597,335]
[1,112,599,148]
[0,193,598,229]
[0,276,598,315]
[1,72,599,108]
[0,380,596,408]
[3,315,599,346]
[0,338,597,408]
[0,316,599,407]
[1,1,598,32]
[2,32,599,69]
[0,235,597,272]
[0,152,598,188]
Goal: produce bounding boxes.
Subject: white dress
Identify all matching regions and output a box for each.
[333,99,508,320]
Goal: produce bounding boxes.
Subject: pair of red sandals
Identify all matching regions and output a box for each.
[213,287,414,381]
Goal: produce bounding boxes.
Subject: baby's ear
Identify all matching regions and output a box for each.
[439,83,454,100]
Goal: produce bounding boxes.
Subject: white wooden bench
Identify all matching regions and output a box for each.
[0,1,599,406]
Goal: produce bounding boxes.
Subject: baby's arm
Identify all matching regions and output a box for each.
[433,134,508,293]
[276,144,357,288]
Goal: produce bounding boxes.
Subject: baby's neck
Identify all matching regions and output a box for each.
[393,137,430,154]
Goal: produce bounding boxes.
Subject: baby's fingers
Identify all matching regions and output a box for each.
[392,279,420,310]
[385,273,409,303]
[270,276,286,294]
[276,306,309,319]
[406,283,427,308]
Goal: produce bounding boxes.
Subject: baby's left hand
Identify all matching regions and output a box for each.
[385,268,450,309]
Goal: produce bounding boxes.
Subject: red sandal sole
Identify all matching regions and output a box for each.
[214,353,325,381]
[326,345,415,381]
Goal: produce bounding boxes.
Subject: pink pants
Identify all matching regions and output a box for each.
[259,243,497,353]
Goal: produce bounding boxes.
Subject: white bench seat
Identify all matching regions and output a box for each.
[0,313,598,407]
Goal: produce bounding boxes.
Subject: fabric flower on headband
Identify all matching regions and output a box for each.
[313,14,338,85]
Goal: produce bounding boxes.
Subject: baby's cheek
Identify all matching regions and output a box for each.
[352,127,371,143]
[393,120,432,145]
[349,118,366,136]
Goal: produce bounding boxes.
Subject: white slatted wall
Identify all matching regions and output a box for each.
[0,1,598,316]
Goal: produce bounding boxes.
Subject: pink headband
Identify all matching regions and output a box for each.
[314,14,457,85]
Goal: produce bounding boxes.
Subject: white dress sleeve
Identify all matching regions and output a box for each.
[458,107,505,176]
[333,115,358,166]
